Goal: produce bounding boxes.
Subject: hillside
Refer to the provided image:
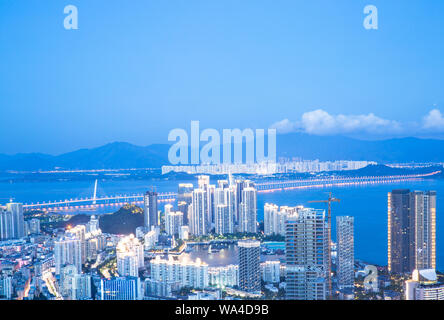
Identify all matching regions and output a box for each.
[51,204,144,235]
[98,204,144,235]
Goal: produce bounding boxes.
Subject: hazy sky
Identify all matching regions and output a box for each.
[1,0,443,154]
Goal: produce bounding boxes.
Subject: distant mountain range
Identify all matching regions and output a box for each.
[276,133,444,163]
[0,142,170,171]
[2,134,444,171]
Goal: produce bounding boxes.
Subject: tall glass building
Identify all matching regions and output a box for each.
[285,208,328,300]
[388,190,436,273]
[190,188,209,236]
[336,216,354,289]
[144,191,158,229]
[0,203,24,240]
[239,187,257,233]
[238,240,261,293]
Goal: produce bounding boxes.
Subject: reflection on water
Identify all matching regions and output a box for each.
[180,244,239,267]
[177,243,285,267]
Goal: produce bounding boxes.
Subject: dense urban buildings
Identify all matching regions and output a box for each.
[116,235,144,277]
[388,190,436,273]
[150,256,209,289]
[161,160,376,175]
[0,174,440,301]
[3,0,444,307]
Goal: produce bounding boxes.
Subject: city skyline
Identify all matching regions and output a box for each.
[1,172,443,301]
[1,0,444,306]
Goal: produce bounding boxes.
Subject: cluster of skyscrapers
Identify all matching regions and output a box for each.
[264,203,355,299]
[53,217,106,300]
[143,175,258,237]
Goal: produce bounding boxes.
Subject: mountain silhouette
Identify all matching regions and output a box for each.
[1,134,444,170]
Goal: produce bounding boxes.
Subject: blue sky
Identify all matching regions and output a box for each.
[0,0,443,154]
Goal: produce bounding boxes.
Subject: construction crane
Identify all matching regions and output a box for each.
[308,192,340,299]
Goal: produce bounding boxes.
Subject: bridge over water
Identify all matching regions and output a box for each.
[23,171,441,213]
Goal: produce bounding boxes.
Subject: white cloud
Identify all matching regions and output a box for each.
[271,109,402,135]
[422,109,444,131]
[302,109,401,135]
[269,119,297,134]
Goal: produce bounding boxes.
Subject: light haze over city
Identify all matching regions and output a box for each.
[0,0,443,154]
